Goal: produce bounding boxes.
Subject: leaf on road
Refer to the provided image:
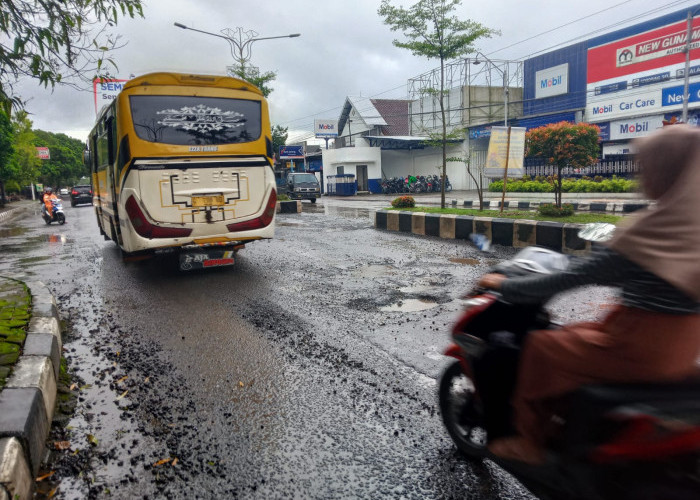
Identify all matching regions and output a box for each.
[53,441,71,450]
[144,376,150,383]
[87,434,98,446]
[171,458,179,466]
[238,381,244,387]
[153,457,174,467]
[69,383,77,391]
[116,390,129,399]
[116,375,128,384]
[36,471,55,481]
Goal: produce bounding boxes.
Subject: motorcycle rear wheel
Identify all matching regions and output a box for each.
[57,213,65,225]
[439,360,488,459]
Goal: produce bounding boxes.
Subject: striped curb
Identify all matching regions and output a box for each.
[0,281,62,500]
[449,199,649,213]
[0,207,25,224]
[375,210,593,254]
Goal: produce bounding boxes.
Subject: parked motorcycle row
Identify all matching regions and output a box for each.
[380,174,452,194]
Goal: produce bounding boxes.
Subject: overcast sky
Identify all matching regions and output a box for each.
[12,0,698,143]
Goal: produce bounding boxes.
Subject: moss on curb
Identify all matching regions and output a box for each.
[0,278,31,389]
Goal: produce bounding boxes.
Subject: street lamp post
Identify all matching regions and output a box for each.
[472,52,508,126]
[682,8,700,123]
[173,22,300,76]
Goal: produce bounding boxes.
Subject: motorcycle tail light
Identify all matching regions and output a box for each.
[125,195,192,239]
[226,189,276,232]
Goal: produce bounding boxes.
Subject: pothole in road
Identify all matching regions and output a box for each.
[380,298,438,312]
[448,257,480,265]
[351,264,395,278]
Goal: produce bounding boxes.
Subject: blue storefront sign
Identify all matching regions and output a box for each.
[279,145,304,159]
[597,122,610,141]
[632,71,670,87]
[661,81,700,107]
[595,81,627,95]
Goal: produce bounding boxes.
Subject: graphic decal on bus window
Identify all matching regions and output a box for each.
[130,96,261,145]
[156,105,246,133]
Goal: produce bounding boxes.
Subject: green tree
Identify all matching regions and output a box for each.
[33,130,88,187]
[379,0,497,208]
[272,125,288,163]
[0,0,144,108]
[526,122,601,208]
[10,111,40,189]
[0,110,16,206]
[229,65,276,98]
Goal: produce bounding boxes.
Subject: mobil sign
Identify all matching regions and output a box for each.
[314,119,338,138]
[535,63,568,98]
[610,116,664,140]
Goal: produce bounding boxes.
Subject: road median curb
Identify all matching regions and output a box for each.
[0,280,61,500]
[375,210,592,254]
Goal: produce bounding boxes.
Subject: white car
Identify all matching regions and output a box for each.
[59,188,69,196]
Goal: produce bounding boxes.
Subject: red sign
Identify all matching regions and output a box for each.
[36,147,50,160]
[587,18,700,84]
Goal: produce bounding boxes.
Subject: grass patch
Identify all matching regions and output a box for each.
[388,206,622,224]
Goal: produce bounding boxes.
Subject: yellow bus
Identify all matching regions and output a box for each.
[86,72,277,270]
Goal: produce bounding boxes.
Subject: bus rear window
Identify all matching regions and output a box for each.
[129,95,261,145]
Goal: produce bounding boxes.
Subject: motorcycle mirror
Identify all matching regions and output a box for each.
[578,223,616,242]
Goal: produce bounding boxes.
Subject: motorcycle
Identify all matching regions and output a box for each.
[42,198,66,225]
[439,228,700,500]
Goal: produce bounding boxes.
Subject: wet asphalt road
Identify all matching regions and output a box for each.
[0,199,613,499]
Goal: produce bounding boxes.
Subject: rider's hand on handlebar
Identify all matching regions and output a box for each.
[478,273,507,291]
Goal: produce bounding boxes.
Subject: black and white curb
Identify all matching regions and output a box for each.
[375,210,593,254]
[0,282,61,500]
[0,206,26,224]
[450,199,649,214]
[276,200,302,214]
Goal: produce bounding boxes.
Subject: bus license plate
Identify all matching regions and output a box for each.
[179,250,235,271]
[192,195,225,207]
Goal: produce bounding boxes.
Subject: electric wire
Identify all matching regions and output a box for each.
[281,0,699,140]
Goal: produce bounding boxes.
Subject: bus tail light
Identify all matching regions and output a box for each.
[226,189,276,232]
[125,195,193,239]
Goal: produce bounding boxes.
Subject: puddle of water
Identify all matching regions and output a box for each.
[380,298,438,312]
[19,256,51,264]
[448,257,480,265]
[0,227,29,238]
[398,285,433,294]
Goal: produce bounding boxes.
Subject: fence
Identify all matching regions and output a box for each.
[523,157,638,178]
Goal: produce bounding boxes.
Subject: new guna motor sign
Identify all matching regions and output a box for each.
[535,63,569,99]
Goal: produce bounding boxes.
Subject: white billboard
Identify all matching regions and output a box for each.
[535,64,569,98]
[93,78,130,114]
[609,115,665,140]
[314,119,339,138]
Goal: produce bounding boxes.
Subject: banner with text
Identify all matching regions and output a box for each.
[93,78,130,114]
[484,126,526,177]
